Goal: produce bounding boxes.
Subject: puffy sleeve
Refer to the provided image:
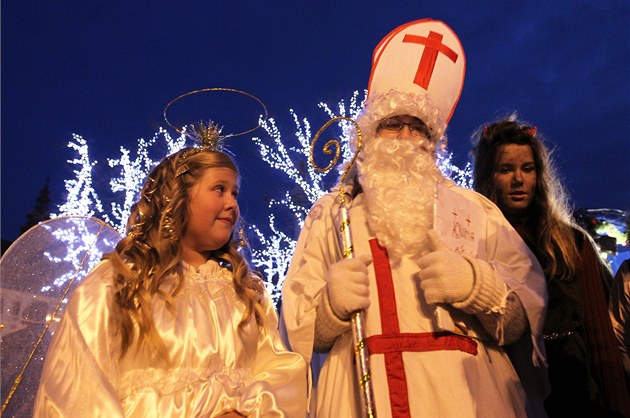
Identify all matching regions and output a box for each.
[243,290,308,418]
[281,193,343,365]
[33,261,124,418]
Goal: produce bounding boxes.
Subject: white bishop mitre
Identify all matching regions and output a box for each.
[367,18,466,124]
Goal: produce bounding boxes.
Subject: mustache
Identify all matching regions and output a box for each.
[357,135,439,262]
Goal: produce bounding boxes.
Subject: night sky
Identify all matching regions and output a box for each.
[2,0,629,242]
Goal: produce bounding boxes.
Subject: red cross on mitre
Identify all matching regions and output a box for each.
[367,19,466,123]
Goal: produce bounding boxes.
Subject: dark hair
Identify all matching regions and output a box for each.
[471,117,550,209]
[470,114,579,281]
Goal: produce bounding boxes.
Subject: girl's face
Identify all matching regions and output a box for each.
[181,167,239,258]
[493,144,537,216]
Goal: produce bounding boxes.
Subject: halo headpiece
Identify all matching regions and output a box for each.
[163,87,268,166]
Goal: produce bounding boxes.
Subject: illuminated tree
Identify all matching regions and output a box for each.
[51,92,476,306]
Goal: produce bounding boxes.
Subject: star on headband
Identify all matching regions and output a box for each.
[176,120,225,167]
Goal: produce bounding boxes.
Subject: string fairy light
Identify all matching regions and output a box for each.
[51,93,493,307]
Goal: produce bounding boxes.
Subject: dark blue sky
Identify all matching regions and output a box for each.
[2,1,629,242]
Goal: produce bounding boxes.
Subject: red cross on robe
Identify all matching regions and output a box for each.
[365,239,477,417]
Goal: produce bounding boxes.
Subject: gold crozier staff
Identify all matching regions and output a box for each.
[310,116,376,418]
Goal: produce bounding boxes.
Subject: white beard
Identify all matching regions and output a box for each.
[357,135,442,264]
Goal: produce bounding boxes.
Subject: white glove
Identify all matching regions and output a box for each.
[416,230,474,305]
[326,256,371,320]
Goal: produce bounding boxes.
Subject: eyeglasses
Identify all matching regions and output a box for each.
[376,116,431,138]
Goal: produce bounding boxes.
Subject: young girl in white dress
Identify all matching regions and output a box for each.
[34,133,307,417]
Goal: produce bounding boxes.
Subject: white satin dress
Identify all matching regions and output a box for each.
[34,259,307,417]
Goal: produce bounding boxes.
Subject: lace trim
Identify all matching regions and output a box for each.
[187,263,239,303]
[119,363,253,400]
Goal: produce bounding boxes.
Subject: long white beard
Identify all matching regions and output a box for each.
[357,135,442,263]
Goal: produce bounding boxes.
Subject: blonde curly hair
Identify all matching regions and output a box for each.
[104,148,265,361]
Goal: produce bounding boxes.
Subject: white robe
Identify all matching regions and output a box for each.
[34,259,307,418]
[282,183,547,418]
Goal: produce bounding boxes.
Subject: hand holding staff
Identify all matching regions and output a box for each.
[310,116,376,418]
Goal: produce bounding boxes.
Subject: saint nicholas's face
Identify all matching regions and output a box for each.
[376,114,433,153]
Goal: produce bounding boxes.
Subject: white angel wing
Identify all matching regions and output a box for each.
[1,216,120,417]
